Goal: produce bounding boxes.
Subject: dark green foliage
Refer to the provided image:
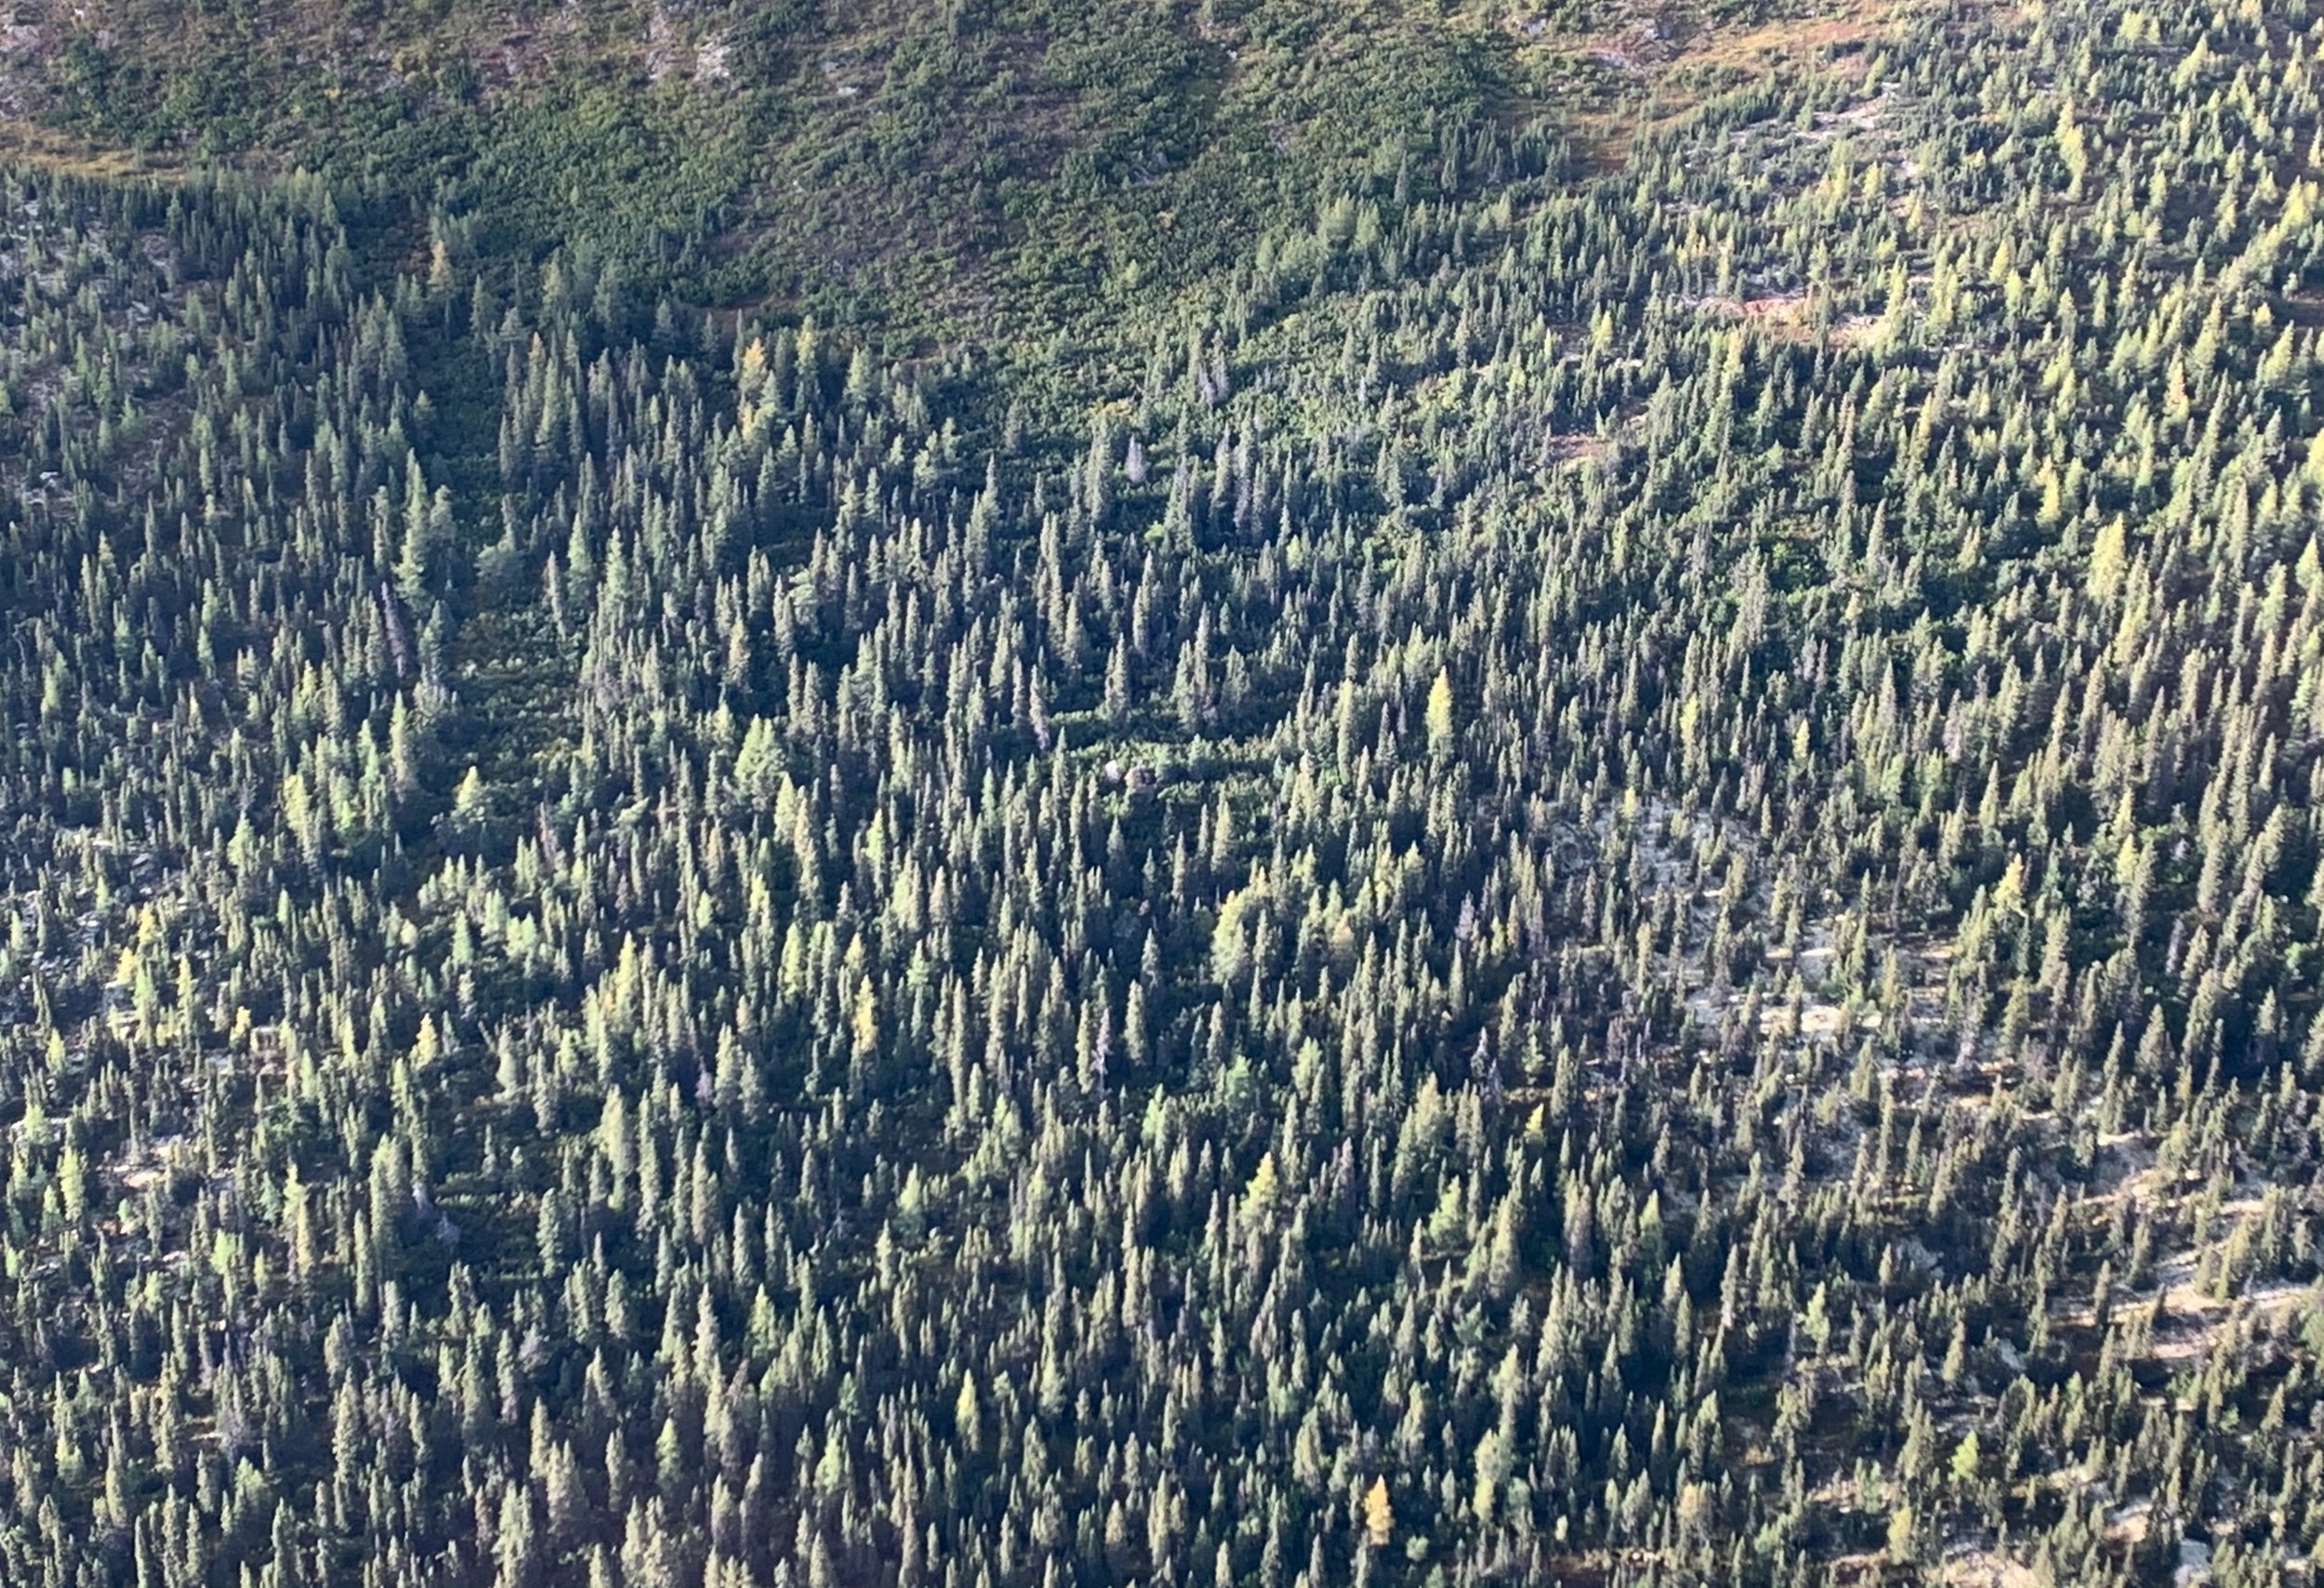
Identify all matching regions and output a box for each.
[0,2,2321,1588]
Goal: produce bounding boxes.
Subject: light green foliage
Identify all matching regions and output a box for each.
[0,1,2315,1586]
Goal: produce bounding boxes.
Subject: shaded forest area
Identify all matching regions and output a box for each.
[1,0,2323,1586]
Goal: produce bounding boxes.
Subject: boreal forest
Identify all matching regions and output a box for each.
[0,0,2320,1583]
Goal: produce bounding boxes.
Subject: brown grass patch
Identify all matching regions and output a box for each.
[1542,431,1616,466]
[0,115,178,179]
[1687,2,1887,72]
[1546,0,1914,175]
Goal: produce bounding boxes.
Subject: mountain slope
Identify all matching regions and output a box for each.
[0,2,2319,1587]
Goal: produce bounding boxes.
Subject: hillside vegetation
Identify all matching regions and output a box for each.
[1,0,1548,317]
[0,1,2322,1587]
